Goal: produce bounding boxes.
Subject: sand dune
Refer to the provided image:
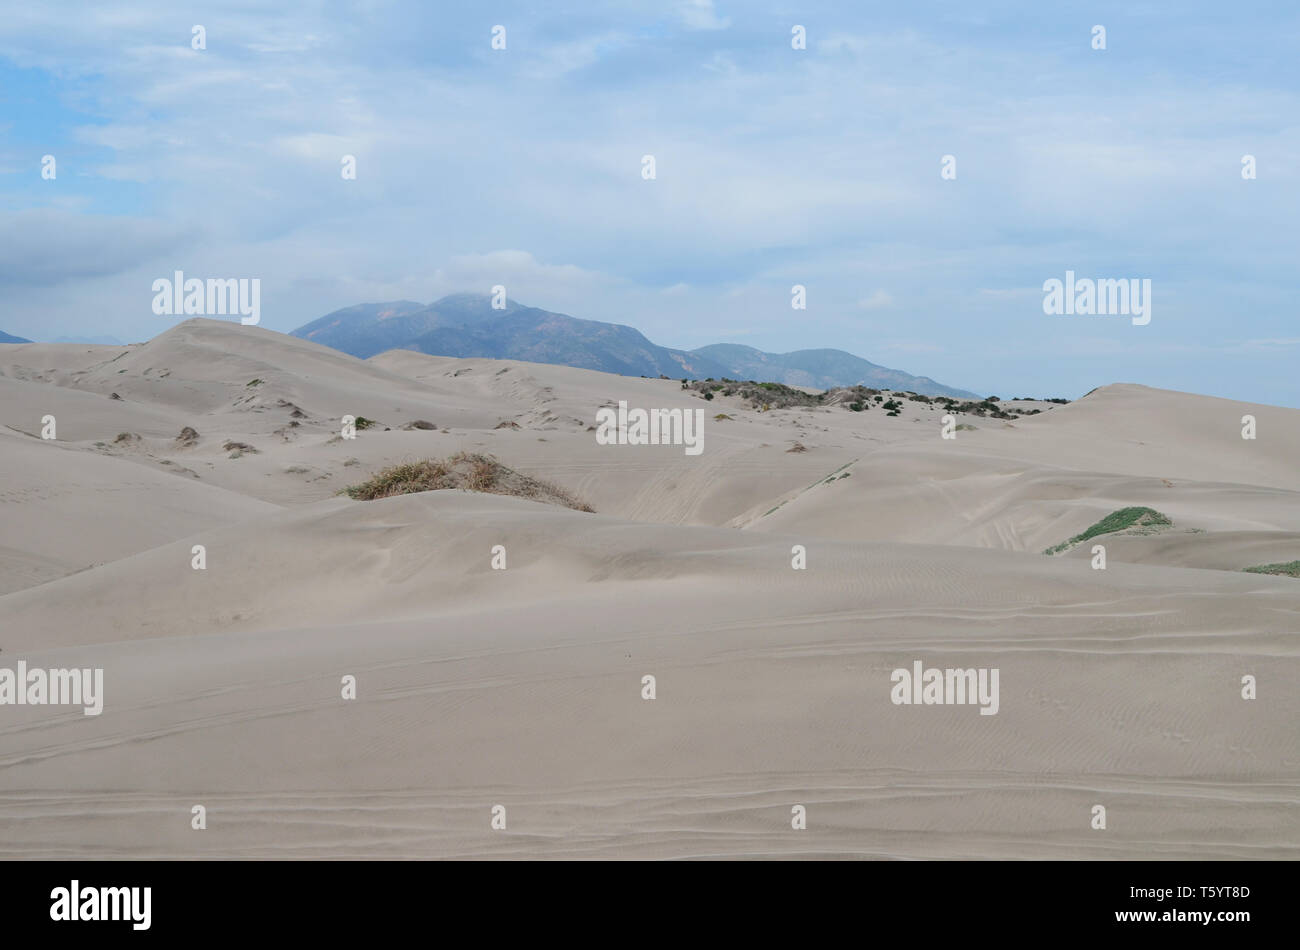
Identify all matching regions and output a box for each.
[1,321,1296,859]
[0,426,278,595]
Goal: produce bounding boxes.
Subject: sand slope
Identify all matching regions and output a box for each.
[0,322,1296,859]
[0,425,278,594]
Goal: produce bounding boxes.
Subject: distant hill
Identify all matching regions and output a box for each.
[293,294,731,378]
[692,343,977,397]
[0,330,32,344]
[290,300,432,359]
[291,294,977,396]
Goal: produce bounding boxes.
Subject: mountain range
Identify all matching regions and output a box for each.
[291,294,977,397]
[0,330,32,344]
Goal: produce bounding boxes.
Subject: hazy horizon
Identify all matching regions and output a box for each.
[15,301,1300,407]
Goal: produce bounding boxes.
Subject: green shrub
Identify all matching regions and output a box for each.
[1044,506,1172,555]
[1242,561,1300,578]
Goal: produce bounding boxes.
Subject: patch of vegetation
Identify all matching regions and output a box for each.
[354,416,379,430]
[713,413,733,420]
[677,377,1071,418]
[1242,561,1300,578]
[223,440,259,458]
[246,378,264,387]
[942,397,1014,419]
[955,423,977,431]
[683,377,821,410]
[1044,506,1172,555]
[823,385,877,408]
[342,452,593,512]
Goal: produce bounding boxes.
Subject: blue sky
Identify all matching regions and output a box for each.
[2,1,1298,403]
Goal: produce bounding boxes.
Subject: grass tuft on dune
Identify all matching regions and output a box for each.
[1044,506,1172,555]
[1242,560,1300,578]
[343,452,594,512]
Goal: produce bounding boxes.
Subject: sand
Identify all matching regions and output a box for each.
[0,318,1296,858]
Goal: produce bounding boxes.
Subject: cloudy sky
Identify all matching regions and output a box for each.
[2,1,1297,403]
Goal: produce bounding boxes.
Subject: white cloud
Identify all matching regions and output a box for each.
[857,290,894,311]
[0,209,192,286]
[1238,337,1300,348]
[427,252,616,313]
[678,0,729,31]
[272,133,357,162]
[523,32,628,79]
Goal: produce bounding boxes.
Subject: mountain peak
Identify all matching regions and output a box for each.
[290,296,976,396]
[429,292,524,316]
